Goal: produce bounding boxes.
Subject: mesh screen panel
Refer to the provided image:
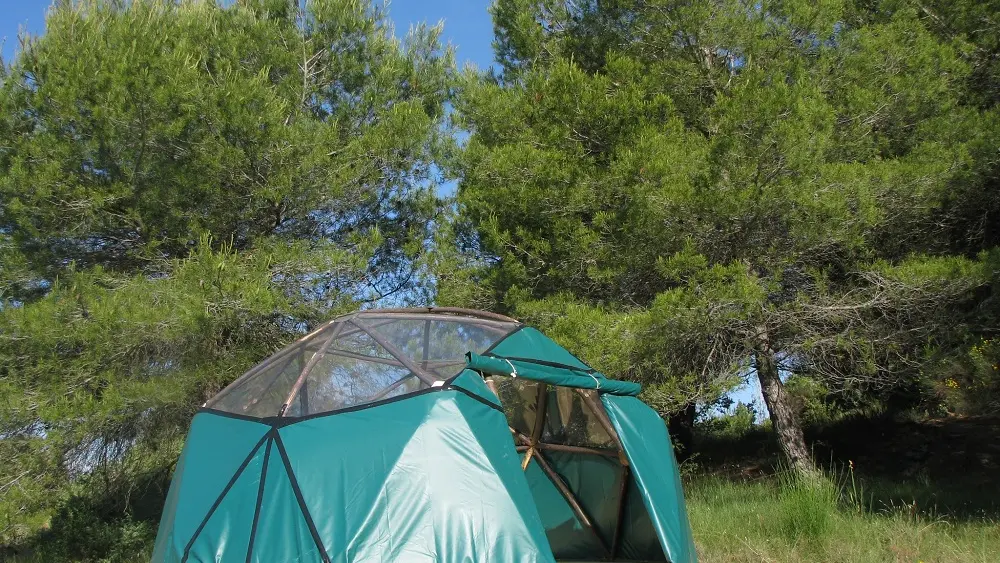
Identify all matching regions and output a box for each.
[333,328,397,361]
[489,375,666,561]
[208,312,518,417]
[543,387,616,449]
[492,376,541,437]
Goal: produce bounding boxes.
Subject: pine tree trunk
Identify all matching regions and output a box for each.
[668,402,697,462]
[754,333,816,477]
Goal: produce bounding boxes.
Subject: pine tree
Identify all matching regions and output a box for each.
[0,0,451,554]
[452,0,997,474]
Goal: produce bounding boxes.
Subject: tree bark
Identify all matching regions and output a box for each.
[754,332,816,477]
[667,402,697,462]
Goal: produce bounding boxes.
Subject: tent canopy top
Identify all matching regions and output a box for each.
[204,307,642,420]
[205,307,523,418]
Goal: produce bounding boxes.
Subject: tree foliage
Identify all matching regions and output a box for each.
[2,0,1000,555]
[450,0,1000,471]
[0,0,451,554]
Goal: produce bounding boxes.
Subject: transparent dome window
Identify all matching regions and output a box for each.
[207,310,518,417]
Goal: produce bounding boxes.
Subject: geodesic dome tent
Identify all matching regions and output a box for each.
[152,308,696,563]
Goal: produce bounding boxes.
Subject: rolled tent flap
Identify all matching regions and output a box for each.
[465,352,642,397]
[601,394,698,563]
[485,326,594,370]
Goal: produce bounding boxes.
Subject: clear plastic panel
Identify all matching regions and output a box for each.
[208,313,518,417]
[543,388,616,449]
[210,331,328,417]
[284,354,424,416]
[491,376,541,437]
[331,328,397,362]
[365,319,428,362]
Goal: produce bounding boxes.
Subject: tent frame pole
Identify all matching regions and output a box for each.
[421,319,431,371]
[280,324,343,415]
[532,450,612,558]
[515,442,618,458]
[350,319,436,385]
[610,464,631,558]
[360,306,517,323]
[530,383,549,442]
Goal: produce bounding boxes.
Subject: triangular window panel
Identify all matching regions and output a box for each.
[207,312,519,418]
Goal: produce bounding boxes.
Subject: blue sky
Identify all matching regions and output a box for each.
[0,0,768,419]
[0,0,47,62]
[1,0,497,68]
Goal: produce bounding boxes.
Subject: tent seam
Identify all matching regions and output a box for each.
[244,431,275,563]
[272,432,332,563]
[449,383,504,412]
[180,432,270,563]
[198,382,502,426]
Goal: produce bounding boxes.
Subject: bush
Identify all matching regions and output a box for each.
[697,403,759,440]
[31,492,156,562]
[773,472,836,543]
[14,462,170,562]
[946,338,1000,415]
[784,376,843,426]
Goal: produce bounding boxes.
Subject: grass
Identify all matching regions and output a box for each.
[685,413,1000,561]
[686,472,1000,563]
[6,414,997,561]
[8,473,999,562]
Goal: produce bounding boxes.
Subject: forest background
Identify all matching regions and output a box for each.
[1,0,999,561]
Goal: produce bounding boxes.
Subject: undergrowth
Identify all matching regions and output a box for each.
[686,468,1000,562]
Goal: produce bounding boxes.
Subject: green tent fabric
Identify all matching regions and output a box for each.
[523,459,607,560]
[616,477,672,561]
[602,395,698,563]
[152,414,272,563]
[466,351,642,396]
[152,309,696,563]
[153,388,556,562]
[488,326,594,370]
[249,440,326,563]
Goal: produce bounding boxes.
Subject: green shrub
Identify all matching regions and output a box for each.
[31,492,155,562]
[697,403,759,440]
[948,338,1000,415]
[773,472,836,543]
[784,376,842,426]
